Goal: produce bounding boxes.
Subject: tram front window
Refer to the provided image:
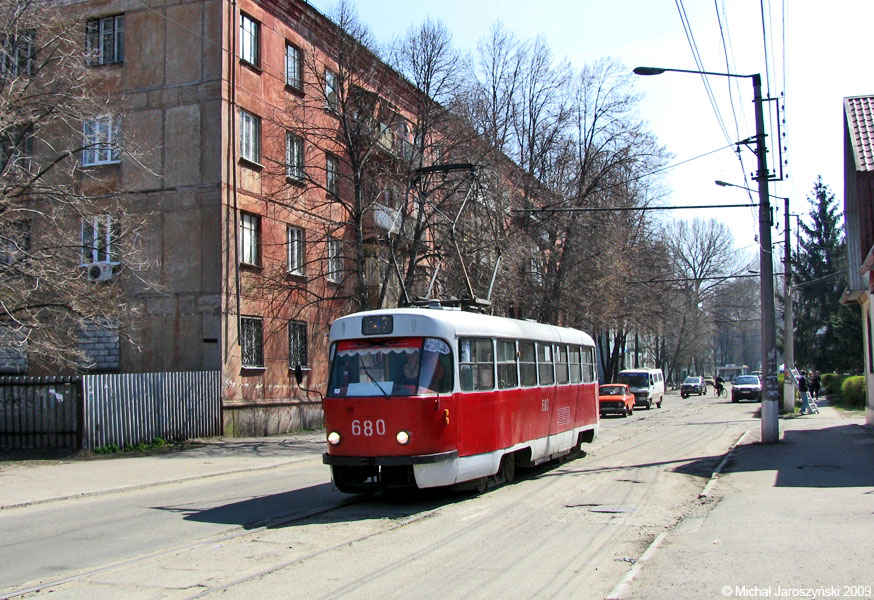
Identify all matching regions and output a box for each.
[328,337,452,397]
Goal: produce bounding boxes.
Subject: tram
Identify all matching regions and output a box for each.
[321,306,599,493]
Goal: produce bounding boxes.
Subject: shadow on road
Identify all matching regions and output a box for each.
[155,481,477,530]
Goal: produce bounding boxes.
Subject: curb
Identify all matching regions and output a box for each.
[604,428,751,599]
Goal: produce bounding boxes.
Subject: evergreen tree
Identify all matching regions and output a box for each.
[793,177,862,372]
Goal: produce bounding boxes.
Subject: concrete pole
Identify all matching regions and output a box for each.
[753,73,780,442]
[783,197,796,413]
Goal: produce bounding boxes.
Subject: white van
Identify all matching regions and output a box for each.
[617,368,665,409]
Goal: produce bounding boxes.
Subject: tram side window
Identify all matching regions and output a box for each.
[555,344,569,384]
[569,345,582,383]
[537,342,554,386]
[581,346,596,383]
[497,339,518,389]
[459,338,494,391]
[519,341,537,387]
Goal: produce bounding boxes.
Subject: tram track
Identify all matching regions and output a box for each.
[2,393,753,599]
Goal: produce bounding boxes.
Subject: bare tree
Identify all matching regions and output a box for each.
[658,218,749,382]
[0,1,151,371]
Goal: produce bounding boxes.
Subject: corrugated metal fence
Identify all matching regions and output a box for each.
[83,371,221,450]
[0,371,221,451]
[0,376,82,450]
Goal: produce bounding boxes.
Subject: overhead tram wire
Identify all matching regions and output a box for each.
[713,0,757,230]
[675,0,733,147]
[509,143,735,209]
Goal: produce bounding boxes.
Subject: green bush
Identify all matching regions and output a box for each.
[820,373,845,395]
[840,376,866,408]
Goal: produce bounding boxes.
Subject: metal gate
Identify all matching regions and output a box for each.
[0,376,82,450]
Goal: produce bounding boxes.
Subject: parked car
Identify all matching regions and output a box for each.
[731,374,762,402]
[681,376,707,398]
[599,383,635,417]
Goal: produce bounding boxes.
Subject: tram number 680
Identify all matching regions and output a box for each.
[351,419,386,437]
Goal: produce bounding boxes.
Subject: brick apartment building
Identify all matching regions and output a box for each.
[2,0,474,436]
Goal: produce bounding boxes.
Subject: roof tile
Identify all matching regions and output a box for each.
[846,95,874,172]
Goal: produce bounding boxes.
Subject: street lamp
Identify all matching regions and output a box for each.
[635,66,780,443]
[715,180,794,415]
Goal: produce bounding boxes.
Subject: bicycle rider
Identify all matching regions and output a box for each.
[714,375,725,397]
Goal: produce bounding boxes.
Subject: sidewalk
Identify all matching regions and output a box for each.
[618,402,874,599]
[0,430,327,509]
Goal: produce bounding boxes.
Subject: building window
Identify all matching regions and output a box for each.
[0,128,34,174]
[240,13,259,67]
[325,68,338,111]
[86,14,124,66]
[326,153,338,196]
[0,220,30,265]
[1,30,35,78]
[82,115,120,166]
[289,320,307,368]
[286,132,304,181]
[240,212,259,266]
[287,225,305,275]
[81,215,118,264]
[285,43,302,90]
[327,237,341,283]
[240,316,263,368]
[240,110,260,163]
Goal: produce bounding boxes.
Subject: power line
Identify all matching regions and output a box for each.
[675,0,732,146]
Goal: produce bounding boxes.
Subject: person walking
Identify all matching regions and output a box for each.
[810,371,821,400]
[798,370,814,415]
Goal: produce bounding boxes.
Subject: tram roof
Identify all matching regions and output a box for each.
[329,308,594,347]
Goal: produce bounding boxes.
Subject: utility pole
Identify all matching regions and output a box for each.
[783,197,795,412]
[752,73,780,443]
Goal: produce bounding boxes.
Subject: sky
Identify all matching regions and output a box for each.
[307,0,874,258]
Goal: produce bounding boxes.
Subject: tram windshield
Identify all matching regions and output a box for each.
[327,337,453,397]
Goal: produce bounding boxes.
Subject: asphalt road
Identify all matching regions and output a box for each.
[1,390,755,599]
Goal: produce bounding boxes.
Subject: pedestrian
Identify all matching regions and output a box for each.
[798,370,814,415]
[810,371,821,400]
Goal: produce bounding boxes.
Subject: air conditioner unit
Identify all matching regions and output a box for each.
[85,262,116,282]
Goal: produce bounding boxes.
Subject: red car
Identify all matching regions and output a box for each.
[599,383,635,417]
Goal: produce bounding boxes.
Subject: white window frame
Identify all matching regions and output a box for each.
[285,132,304,181]
[1,30,35,78]
[288,320,307,368]
[240,110,260,164]
[326,153,338,196]
[240,14,259,67]
[326,237,341,283]
[82,115,120,167]
[86,14,124,66]
[81,215,118,264]
[325,68,338,111]
[285,43,302,89]
[240,316,263,368]
[287,225,305,275]
[240,212,259,266]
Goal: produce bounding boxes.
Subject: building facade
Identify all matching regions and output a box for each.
[842,94,874,425]
[12,0,456,435]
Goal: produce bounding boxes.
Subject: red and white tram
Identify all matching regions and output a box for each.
[322,307,599,493]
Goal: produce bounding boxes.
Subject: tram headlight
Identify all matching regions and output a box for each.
[327,431,341,446]
[396,430,410,445]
